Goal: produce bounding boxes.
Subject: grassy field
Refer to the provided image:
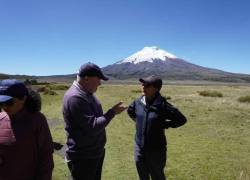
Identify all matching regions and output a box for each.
[40,84,250,180]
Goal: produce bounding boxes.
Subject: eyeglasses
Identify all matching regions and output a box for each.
[0,99,14,107]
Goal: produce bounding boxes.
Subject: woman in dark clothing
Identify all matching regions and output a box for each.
[0,79,54,180]
[127,75,187,180]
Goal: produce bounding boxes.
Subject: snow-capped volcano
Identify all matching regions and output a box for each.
[102,46,250,82]
[118,46,177,64]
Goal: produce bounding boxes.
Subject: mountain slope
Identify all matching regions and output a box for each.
[103,47,250,82]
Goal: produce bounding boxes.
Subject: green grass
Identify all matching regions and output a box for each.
[40,84,250,180]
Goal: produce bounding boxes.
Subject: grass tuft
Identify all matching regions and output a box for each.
[43,89,58,95]
[49,84,70,90]
[131,89,142,93]
[238,95,250,103]
[198,90,223,97]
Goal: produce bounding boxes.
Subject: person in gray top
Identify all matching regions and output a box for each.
[63,62,127,180]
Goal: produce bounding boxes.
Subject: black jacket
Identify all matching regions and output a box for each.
[127,93,187,150]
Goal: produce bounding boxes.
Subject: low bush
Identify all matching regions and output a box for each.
[49,84,69,90]
[36,84,67,95]
[238,95,250,103]
[198,90,223,97]
[43,89,58,95]
[24,79,49,85]
[36,86,49,92]
[131,89,142,93]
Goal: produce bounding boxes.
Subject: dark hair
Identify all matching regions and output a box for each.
[25,88,41,112]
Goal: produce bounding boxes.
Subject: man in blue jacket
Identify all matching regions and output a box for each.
[63,62,127,180]
[127,75,187,180]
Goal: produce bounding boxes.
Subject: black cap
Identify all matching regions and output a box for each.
[78,62,109,81]
[0,79,28,103]
[139,75,162,90]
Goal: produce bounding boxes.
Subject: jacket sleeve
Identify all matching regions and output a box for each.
[127,101,136,121]
[161,101,187,129]
[35,113,54,180]
[67,96,115,131]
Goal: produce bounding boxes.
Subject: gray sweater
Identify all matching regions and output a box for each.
[63,81,115,160]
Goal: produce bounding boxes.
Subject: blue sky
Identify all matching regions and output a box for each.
[0,0,249,75]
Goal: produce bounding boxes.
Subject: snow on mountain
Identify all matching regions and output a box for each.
[117,46,177,64]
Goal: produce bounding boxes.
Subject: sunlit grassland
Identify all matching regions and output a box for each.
[40,84,250,180]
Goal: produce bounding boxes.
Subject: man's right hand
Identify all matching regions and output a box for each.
[112,102,128,115]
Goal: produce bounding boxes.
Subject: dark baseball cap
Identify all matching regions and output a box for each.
[78,62,109,81]
[0,79,28,103]
[139,75,162,90]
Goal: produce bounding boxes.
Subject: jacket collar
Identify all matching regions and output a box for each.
[140,92,162,107]
[0,111,8,121]
[73,81,92,96]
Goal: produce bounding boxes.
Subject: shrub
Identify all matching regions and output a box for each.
[198,90,223,97]
[36,84,67,94]
[49,84,69,90]
[238,96,250,103]
[36,86,49,92]
[24,79,49,85]
[131,89,142,93]
[24,79,38,85]
[43,89,58,95]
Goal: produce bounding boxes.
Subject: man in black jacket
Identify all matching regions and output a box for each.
[127,75,187,180]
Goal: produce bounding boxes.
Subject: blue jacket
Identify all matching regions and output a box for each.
[127,93,187,150]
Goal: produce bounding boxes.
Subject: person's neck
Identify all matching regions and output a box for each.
[145,92,159,105]
[146,95,154,102]
[76,80,93,94]
[146,95,155,105]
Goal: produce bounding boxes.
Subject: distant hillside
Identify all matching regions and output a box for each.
[37,74,76,83]
[0,73,9,79]
[0,73,75,83]
[1,46,250,83]
[0,73,37,80]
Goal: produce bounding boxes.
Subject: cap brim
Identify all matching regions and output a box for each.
[101,76,109,81]
[0,95,13,103]
[139,78,148,84]
[100,74,109,81]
